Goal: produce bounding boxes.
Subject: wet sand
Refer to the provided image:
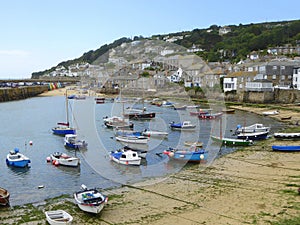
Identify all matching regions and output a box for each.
[1,91,299,224]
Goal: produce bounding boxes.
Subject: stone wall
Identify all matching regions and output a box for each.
[0,86,48,102]
[224,89,300,104]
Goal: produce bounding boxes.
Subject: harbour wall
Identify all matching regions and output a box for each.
[225,89,300,104]
[0,86,48,102]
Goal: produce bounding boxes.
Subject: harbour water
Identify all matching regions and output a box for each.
[0,95,284,206]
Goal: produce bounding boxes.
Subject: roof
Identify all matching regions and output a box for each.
[226,71,258,78]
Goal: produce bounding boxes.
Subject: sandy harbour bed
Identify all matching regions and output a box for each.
[0,89,299,225]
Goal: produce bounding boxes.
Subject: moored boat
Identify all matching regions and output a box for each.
[198,112,223,119]
[0,187,10,206]
[237,131,269,140]
[262,110,279,116]
[272,145,300,152]
[163,147,208,163]
[115,135,149,144]
[103,116,134,129]
[45,210,73,225]
[6,148,31,168]
[235,123,270,134]
[110,149,141,166]
[142,129,168,138]
[48,152,80,167]
[170,121,196,131]
[221,108,235,114]
[211,135,253,146]
[273,132,300,140]
[74,184,108,214]
[64,134,87,149]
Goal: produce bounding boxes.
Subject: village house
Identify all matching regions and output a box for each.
[292,67,300,90]
[219,26,231,35]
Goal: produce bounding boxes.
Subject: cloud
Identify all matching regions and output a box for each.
[0,50,30,56]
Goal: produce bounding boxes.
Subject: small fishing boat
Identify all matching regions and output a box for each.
[115,135,149,144]
[170,121,196,131]
[95,97,105,104]
[0,187,10,206]
[6,148,31,168]
[161,101,174,107]
[163,147,208,163]
[221,108,235,114]
[211,135,253,146]
[235,123,270,134]
[48,152,80,167]
[45,210,73,225]
[124,110,156,120]
[237,131,269,140]
[184,141,203,147]
[103,116,134,129]
[273,132,300,140]
[110,149,141,166]
[198,112,223,119]
[64,134,87,149]
[189,109,211,116]
[142,129,168,138]
[272,145,300,152]
[74,184,108,214]
[262,110,279,116]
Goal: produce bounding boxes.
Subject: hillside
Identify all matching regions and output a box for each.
[31,19,300,78]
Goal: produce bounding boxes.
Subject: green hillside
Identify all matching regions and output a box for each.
[31,20,300,78]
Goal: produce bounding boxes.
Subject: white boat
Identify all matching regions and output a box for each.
[74,184,108,214]
[170,121,196,131]
[110,149,141,166]
[103,116,133,129]
[115,135,149,144]
[262,110,279,116]
[64,134,87,149]
[142,129,168,138]
[273,132,300,140]
[235,123,270,134]
[45,210,73,225]
[48,152,80,167]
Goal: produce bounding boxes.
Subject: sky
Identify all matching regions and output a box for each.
[0,0,299,79]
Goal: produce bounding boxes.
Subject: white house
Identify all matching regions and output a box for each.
[293,67,300,90]
[223,77,237,92]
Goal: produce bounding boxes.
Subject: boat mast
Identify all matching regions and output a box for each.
[66,89,69,127]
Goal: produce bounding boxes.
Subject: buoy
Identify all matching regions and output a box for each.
[54,161,59,166]
[200,154,204,160]
[46,157,51,162]
[52,160,56,165]
[29,140,33,146]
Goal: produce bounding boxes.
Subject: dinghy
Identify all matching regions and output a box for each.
[45,210,73,225]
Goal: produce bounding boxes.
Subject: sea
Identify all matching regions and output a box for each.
[0,95,285,206]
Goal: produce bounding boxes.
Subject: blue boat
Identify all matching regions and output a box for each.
[272,145,300,152]
[64,134,87,149]
[170,121,196,131]
[163,147,208,163]
[6,148,31,168]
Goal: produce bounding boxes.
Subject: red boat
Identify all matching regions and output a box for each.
[198,112,223,119]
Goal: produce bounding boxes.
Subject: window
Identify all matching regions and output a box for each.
[273,66,277,70]
[272,75,276,80]
[280,66,285,70]
[281,75,285,80]
[288,75,292,79]
[264,75,267,79]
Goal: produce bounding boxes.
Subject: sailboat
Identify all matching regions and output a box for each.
[52,89,76,135]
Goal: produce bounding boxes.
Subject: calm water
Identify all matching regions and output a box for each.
[0,96,284,206]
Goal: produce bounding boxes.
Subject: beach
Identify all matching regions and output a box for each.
[1,88,299,224]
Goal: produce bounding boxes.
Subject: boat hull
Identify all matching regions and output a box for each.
[45,210,73,225]
[115,136,149,144]
[0,187,10,206]
[272,145,300,152]
[273,132,300,140]
[50,153,80,167]
[237,131,269,140]
[164,149,208,163]
[52,127,76,135]
[211,135,253,146]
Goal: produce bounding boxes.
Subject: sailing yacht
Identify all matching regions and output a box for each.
[52,90,76,135]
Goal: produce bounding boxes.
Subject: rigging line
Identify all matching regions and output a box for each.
[225,156,300,171]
